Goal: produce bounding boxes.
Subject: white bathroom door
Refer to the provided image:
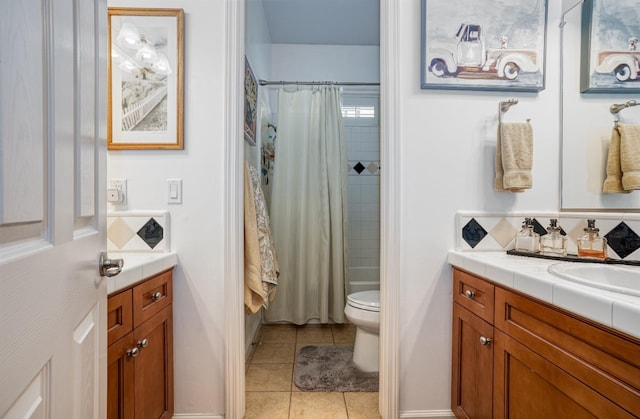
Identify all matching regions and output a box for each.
[0,0,108,417]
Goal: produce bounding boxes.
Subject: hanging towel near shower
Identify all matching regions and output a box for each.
[244,161,279,314]
[495,121,533,192]
[619,124,640,191]
[603,127,630,194]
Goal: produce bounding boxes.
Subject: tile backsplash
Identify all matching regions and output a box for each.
[457,211,640,261]
[107,211,170,252]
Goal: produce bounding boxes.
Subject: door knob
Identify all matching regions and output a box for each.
[127,347,140,357]
[480,336,491,346]
[464,289,476,299]
[137,338,149,349]
[99,252,124,277]
[151,291,163,301]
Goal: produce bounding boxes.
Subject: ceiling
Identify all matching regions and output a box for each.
[261,0,380,46]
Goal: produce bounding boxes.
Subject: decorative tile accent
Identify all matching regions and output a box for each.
[348,160,380,176]
[107,218,135,249]
[107,211,169,252]
[604,222,640,259]
[489,218,518,248]
[530,218,547,237]
[462,218,488,249]
[456,211,640,261]
[353,162,366,174]
[137,218,164,249]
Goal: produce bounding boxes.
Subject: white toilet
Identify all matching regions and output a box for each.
[344,290,380,372]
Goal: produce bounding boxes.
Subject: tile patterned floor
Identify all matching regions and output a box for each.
[245,324,381,419]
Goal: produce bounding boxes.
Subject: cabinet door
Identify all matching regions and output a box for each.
[108,334,136,419]
[133,305,174,419]
[452,303,494,419]
[493,329,635,419]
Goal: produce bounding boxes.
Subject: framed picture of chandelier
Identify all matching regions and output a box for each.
[108,8,184,149]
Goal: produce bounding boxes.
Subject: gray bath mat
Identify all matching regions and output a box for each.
[294,345,379,392]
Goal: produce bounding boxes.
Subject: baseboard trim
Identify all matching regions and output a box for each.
[172,414,223,419]
[400,410,456,419]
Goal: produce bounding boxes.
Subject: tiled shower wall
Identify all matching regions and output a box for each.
[346,122,380,293]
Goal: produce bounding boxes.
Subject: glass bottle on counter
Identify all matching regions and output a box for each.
[515,217,540,253]
[577,219,607,260]
[540,218,567,256]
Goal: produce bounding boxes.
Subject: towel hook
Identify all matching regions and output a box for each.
[498,99,519,124]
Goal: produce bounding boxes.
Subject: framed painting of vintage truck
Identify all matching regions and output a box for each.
[581,0,640,93]
[420,0,548,92]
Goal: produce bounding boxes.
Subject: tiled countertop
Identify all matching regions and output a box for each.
[106,251,178,295]
[448,250,640,341]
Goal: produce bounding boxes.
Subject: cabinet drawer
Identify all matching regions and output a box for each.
[495,287,640,416]
[453,269,495,323]
[108,289,133,346]
[133,270,172,328]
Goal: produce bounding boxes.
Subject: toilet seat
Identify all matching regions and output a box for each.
[347,290,380,312]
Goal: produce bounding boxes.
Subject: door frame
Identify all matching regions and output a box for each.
[223,1,401,417]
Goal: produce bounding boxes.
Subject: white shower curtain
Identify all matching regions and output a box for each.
[264,86,348,324]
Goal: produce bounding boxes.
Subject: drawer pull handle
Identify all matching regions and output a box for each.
[151,292,163,301]
[464,290,476,299]
[480,336,491,346]
[127,347,140,357]
[137,338,149,349]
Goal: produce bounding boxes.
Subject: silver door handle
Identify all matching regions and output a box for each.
[99,252,124,277]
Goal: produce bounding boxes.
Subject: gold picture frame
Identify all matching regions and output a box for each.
[107,8,184,149]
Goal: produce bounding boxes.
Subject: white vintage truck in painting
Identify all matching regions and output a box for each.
[427,23,539,81]
[594,40,640,82]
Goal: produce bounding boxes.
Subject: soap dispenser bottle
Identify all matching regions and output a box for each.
[540,219,567,256]
[515,217,540,253]
[577,219,607,259]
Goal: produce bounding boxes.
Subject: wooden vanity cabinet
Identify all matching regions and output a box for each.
[452,268,640,419]
[107,269,174,419]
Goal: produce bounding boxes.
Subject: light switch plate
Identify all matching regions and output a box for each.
[167,179,182,204]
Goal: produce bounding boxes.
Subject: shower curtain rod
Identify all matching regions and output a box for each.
[259,79,380,87]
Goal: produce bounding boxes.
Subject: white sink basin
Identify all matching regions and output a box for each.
[547,263,640,297]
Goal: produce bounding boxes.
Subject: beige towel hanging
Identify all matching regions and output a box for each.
[603,127,630,193]
[244,162,265,313]
[495,122,533,192]
[244,161,280,314]
[619,124,640,191]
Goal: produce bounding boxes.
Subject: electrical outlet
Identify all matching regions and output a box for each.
[110,178,127,205]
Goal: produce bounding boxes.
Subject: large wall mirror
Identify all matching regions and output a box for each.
[562,0,640,210]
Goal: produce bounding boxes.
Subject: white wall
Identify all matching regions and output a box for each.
[105,0,566,416]
[397,1,562,413]
[271,44,380,83]
[106,0,226,415]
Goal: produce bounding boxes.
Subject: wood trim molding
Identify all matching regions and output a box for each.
[223,0,245,418]
[379,0,400,417]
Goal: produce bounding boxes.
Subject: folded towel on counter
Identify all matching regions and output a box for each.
[495,122,533,192]
[619,124,640,191]
[603,127,630,193]
[244,161,279,314]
